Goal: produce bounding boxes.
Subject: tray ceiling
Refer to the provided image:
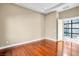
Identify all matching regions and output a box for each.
[15,3,79,14]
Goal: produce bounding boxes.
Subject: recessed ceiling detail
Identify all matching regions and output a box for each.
[15,3,79,14]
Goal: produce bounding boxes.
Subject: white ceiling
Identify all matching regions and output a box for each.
[15,3,79,14]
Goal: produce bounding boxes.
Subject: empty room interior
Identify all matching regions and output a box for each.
[0,3,79,56]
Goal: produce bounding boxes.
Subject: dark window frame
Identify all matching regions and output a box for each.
[64,19,79,38]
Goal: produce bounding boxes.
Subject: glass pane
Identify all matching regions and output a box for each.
[72,29,79,33]
[64,29,67,33]
[69,29,71,33]
[64,20,71,23]
[72,19,79,23]
[64,33,70,35]
[72,34,79,38]
[64,33,71,38]
[68,34,71,37]
[64,25,67,28]
[66,24,69,28]
[68,20,71,23]
[64,20,68,23]
[64,24,71,28]
[72,24,79,28]
[68,24,71,28]
[64,29,71,33]
[64,34,67,36]
[66,29,68,33]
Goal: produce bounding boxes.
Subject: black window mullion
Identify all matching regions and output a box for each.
[71,20,73,38]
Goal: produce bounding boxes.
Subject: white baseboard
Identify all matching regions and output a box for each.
[45,37,57,41]
[0,37,57,50]
[0,38,44,50]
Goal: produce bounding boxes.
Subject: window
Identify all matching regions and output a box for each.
[64,18,79,39]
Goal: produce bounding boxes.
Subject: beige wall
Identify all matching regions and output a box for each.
[0,4,44,47]
[45,12,57,40]
[1,4,78,47]
[59,6,79,19]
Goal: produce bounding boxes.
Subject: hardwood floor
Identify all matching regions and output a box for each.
[0,39,58,56]
[57,41,64,56]
[71,42,79,56]
[64,41,79,56]
[2,39,79,56]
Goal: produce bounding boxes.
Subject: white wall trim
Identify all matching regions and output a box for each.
[0,38,45,50]
[45,37,57,41]
[0,37,58,50]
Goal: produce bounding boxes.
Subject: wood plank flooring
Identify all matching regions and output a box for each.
[57,41,64,56]
[1,39,79,56]
[64,41,79,56]
[2,39,58,56]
